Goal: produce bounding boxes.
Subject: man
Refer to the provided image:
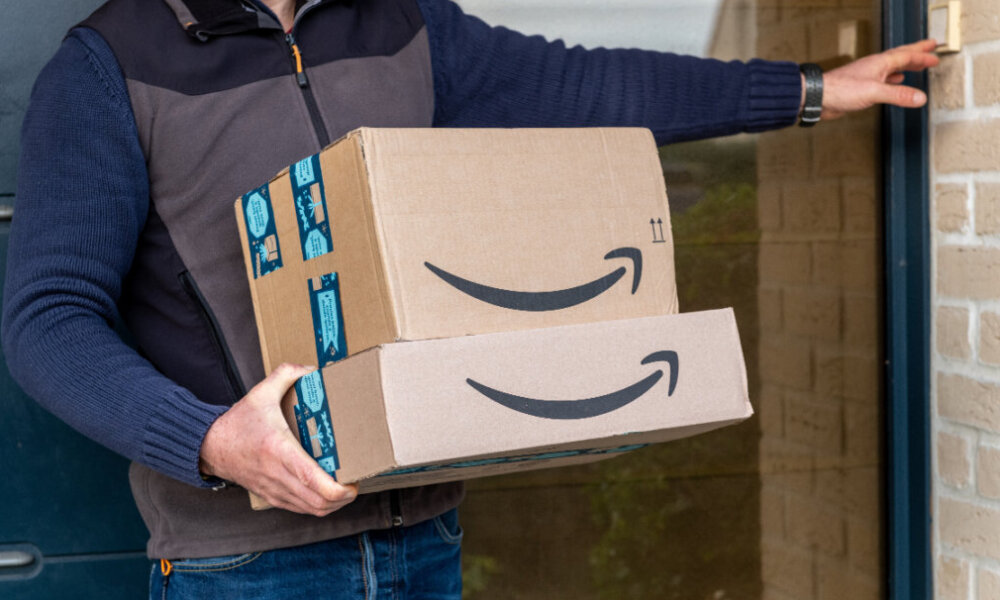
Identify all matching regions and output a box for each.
[3,0,937,597]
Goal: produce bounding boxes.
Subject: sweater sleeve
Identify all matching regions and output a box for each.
[416,0,802,144]
[1,28,229,489]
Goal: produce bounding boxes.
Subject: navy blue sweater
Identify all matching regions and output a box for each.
[3,0,802,488]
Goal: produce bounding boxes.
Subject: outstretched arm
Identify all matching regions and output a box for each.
[418,0,804,144]
[419,0,939,138]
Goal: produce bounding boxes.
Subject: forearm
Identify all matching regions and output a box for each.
[419,0,802,143]
[2,29,227,488]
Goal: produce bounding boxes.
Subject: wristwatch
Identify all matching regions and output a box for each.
[799,63,823,128]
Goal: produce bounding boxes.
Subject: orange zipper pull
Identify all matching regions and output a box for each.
[285,33,309,87]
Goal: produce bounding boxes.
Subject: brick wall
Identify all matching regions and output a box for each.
[931,3,1000,597]
[756,1,883,598]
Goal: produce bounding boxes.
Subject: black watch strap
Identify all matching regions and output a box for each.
[799,63,823,128]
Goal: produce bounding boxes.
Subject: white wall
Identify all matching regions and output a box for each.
[455,0,722,56]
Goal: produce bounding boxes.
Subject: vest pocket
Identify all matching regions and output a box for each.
[178,270,246,403]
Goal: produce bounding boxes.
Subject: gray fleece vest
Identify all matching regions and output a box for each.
[80,0,462,559]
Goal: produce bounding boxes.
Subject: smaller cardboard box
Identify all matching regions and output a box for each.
[235,128,678,374]
[254,308,750,505]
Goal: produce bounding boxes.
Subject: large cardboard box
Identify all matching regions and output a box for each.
[235,128,678,373]
[274,309,750,499]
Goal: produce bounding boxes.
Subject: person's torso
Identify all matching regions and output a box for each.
[79,0,460,559]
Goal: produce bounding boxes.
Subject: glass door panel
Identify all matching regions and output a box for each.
[455,1,885,598]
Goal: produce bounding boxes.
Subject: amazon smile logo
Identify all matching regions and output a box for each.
[466,351,679,420]
[424,247,642,312]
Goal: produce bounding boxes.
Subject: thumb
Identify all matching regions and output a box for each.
[250,363,317,404]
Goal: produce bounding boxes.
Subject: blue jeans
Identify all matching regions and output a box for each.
[149,509,462,599]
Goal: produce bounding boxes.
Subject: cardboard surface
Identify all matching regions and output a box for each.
[282,309,750,498]
[236,128,678,374]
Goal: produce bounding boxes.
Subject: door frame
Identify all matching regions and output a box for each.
[883,0,932,597]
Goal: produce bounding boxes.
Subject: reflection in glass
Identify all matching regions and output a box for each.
[456,2,884,598]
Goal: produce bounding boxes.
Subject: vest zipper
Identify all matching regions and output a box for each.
[284,32,331,149]
[178,271,247,402]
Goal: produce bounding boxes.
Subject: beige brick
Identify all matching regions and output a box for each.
[760,385,785,437]
[937,246,1000,299]
[975,52,1000,107]
[760,242,812,284]
[846,353,878,402]
[786,493,846,555]
[935,183,968,233]
[978,445,1000,499]
[783,180,841,234]
[784,289,842,340]
[940,497,1000,560]
[761,437,815,495]
[786,394,843,453]
[813,123,878,178]
[844,401,879,463]
[816,350,848,399]
[842,177,876,234]
[838,0,873,13]
[981,311,1000,365]
[931,54,966,110]
[843,293,877,348]
[762,588,799,600]
[807,15,842,64]
[776,0,807,22]
[937,431,971,489]
[842,240,877,291]
[977,183,1000,235]
[761,486,785,539]
[937,306,971,359]
[936,555,970,600]
[963,0,1000,44]
[979,568,1000,598]
[815,467,880,522]
[758,20,809,61]
[817,556,879,600]
[934,120,1000,173]
[761,336,812,389]
[848,517,881,577]
[759,181,783,232]
[760,287,783,333]
[813,240,877,291]
[759,131,812,178]
[764,465,815,496]
[761,436,815,473]
[762,539,815,599]
[756,0,781,26]
[811,242,842,288]
[939,373,1000,432]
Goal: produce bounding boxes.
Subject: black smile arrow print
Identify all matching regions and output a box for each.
[424,247,642,312]
[466,350,678,420]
